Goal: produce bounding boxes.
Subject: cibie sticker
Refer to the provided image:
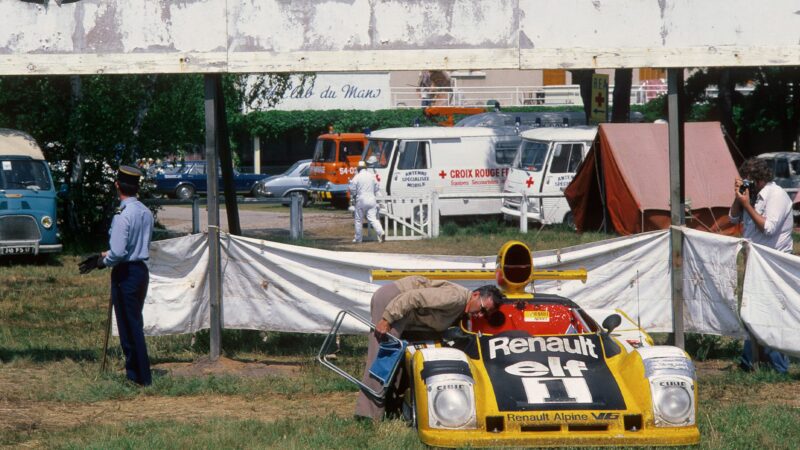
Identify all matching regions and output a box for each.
[2,161,11,171]
[524,310,549,322]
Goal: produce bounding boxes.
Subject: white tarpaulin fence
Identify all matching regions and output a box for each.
[134,227,800,356]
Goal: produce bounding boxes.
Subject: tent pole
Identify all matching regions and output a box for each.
[204,75,223,361]
[667,68,686,350]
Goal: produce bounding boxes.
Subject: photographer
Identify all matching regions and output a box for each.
[729,157,793,373]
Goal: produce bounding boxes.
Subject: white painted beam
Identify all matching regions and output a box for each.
[2,0,799,75]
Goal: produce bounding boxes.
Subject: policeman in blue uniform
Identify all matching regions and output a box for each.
[79,165,154,385]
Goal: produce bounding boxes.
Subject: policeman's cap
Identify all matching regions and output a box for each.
[117,165,142,185]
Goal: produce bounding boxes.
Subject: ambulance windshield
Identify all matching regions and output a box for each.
[515,140,549,172]
[363,139,394,169]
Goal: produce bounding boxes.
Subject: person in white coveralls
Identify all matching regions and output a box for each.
[349,158,385,243]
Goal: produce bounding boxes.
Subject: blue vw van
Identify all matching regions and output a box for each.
[0,129,61,255]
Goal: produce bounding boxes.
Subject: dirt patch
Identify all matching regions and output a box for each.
[157,356,300,378]
[1,391,354,436]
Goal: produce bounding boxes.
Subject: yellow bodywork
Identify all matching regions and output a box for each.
[405,330,700,447]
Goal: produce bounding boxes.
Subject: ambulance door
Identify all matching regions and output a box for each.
[541,142,586,224]
[390,140,431,221]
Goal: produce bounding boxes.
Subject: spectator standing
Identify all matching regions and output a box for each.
[729,157,794,374]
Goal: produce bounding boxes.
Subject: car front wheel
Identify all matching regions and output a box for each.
[175,184,195,200]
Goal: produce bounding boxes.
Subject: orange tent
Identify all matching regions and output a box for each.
[565,122,739,236]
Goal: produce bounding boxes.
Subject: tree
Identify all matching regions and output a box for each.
[611,69,632,123]
[569,69,595,124]
[0,73,296,244]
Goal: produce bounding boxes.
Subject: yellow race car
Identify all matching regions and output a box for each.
[321,240,700,447]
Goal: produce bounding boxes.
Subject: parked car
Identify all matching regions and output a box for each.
[0,129,62,255]
[757,152,800,200]
[155,160,267,199]
[252,159,311,205]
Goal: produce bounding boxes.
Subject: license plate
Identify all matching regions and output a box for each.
[0,246,34,255]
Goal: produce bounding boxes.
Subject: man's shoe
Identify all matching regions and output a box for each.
[379,234,386,243]
[352,239,362,243]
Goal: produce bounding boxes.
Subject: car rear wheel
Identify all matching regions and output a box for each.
[175,184,195,200]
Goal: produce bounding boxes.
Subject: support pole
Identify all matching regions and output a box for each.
[667,68,686,350]
[204,75,222,361]
[191,195,200,234]
[520,194,529,234]
[430,192,440,238]
[253,136,261,175]
[289,192,303,240]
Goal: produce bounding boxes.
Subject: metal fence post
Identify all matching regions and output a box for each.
[520,194,528,234]
[191,195,200,234]
[290,193,303,240]
[430,193,439,238]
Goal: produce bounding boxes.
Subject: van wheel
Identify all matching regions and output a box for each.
[563,212,576,230]
[175,184,195,200]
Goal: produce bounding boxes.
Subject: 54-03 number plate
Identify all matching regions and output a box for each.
[0,246,34,255]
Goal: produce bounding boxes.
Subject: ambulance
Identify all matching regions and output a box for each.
[501,126,597,226]
[308,132,368,208]
[361,126,521,220]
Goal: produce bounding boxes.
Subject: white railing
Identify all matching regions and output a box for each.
[377,192,565,240]
[391,84,753,109]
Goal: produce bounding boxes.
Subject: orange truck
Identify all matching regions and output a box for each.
[308,132,368,208]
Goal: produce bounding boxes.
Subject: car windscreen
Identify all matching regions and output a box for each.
[0,159,52,191]
[515,140,549,171]
[283,160,305,175]
[313,139,337,162]
[363,139,394,169]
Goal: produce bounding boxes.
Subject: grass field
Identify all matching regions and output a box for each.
[2,223,799,449]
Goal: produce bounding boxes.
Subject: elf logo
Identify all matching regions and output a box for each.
[591,412,619,420]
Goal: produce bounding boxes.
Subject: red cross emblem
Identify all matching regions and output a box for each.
[526,177,534,188]
[594,92,605,107]
[439,170,447,179]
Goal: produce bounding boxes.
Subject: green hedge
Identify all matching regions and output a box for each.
[231,106,584,140]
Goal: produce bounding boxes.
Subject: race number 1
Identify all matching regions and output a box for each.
[521,377,593,404]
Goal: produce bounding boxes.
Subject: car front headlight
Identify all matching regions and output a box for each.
[650,377,694,426]
[427,374,476,429]
[433,385,472,427]
[640,351,696,427]
[41,216,53,229]
[653,382,693,424]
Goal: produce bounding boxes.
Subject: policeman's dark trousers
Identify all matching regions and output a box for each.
[111,261,151,386]
[354,282,407,421]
